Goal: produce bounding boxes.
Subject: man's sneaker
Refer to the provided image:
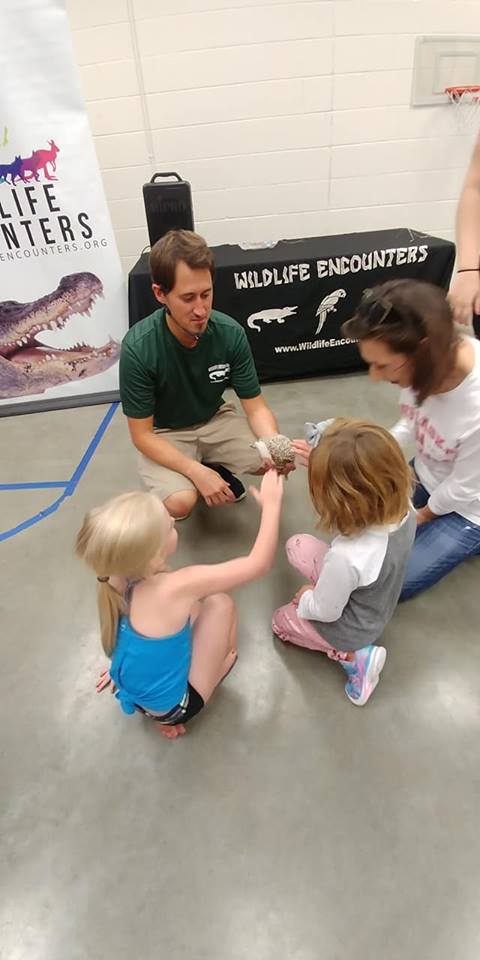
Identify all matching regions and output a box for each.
[340,645,386,706]
[204,463,246,502]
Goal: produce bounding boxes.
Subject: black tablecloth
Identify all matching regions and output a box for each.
[128,229,455,382]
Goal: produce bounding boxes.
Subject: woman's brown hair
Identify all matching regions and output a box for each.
[342,279,458,404]
[149,229,215,291]
[308,418,411,537]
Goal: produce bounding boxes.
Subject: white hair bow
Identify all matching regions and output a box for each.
[304,419,335,448]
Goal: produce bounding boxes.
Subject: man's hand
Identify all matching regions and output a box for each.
[188,462,235,507]
[281,459,296,477]
[292,584,313,606]
[253,436,296,477]
[448,271,480,327]
[291,439,312,468]
[258,455,296,477]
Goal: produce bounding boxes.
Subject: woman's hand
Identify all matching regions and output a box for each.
[249,469,284,508]
[448,271,480,327]
[416,506,436,526]
[291,439,312,468]
[292,584,313,606]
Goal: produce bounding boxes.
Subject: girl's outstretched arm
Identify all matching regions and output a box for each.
[168,470,283,602]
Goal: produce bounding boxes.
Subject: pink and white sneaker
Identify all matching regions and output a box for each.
[341,645,387,706]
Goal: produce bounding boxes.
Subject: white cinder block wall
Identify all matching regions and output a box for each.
[66,0,480,275]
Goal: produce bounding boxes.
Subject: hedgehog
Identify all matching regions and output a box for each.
[252,434,295,470]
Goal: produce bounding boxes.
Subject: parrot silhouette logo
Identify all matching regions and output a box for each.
[314,289,347,335]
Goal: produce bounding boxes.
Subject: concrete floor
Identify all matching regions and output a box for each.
[1,372,479,960]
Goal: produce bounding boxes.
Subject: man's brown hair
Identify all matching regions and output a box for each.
[342,279,458,404]
[308,418,411,537]
[149,229,215,291]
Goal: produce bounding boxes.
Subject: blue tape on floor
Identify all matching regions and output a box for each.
[0,481,68,490]
[64,400,118,495]
[0,401,119,543]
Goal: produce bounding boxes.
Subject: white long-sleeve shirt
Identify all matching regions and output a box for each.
[390,337,480,525]
[297,514,415,650]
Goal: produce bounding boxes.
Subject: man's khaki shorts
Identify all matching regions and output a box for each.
[138,403,263,501]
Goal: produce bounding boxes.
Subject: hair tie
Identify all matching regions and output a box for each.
[358,289,396,326]
[97,575,109,583]
[304,419,334,448]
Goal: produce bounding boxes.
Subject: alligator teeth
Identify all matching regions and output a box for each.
[22,336,28,344]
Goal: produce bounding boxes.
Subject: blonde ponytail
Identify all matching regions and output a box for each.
[97,581,127,657]
[75,491,172,658]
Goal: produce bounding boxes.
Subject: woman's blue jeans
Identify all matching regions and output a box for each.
[400,478,480,601]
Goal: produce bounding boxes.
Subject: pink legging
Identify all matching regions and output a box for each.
[272,534,349,661]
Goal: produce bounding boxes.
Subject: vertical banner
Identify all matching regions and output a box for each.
[0,0,127,416]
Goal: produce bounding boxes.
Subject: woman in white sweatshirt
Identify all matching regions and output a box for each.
[340,279,480,599]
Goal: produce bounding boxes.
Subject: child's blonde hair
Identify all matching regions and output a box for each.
[308,418,411,537]
[75,491,171,656]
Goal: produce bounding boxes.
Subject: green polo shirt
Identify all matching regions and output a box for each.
[119,308,261,429]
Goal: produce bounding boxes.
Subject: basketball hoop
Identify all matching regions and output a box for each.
[445,85,480,132]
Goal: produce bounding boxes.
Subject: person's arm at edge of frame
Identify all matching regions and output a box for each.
[449,133,480,326]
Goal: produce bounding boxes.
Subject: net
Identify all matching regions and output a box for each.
[445,85,480,133]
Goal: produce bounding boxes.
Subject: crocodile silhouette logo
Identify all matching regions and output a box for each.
[314,289,346,335]
[208,363,230,383]
[246,306,298,333]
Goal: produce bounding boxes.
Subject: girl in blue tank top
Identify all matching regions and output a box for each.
[76,472,283,740]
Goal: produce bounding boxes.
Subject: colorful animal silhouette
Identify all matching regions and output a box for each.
[0,155,23,185]
[20,140,60,182]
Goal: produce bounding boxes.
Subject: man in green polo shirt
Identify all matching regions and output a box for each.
[120,229,287,519]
